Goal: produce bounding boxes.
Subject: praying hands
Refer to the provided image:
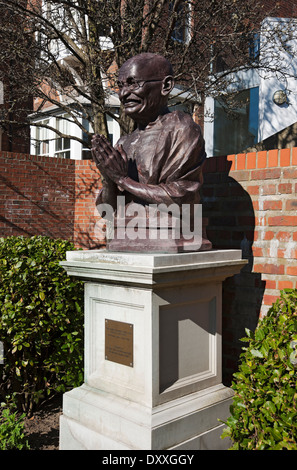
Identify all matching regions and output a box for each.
[91,134,128,187]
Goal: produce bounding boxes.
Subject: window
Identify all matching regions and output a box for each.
[36,119,50,156]
[55,115,71,158]
[33,113,82,159]
[249,32,260,62]
[32,109,121,159]
[170,1,191,43]
[106,112,120,147]
[213,87,259,156]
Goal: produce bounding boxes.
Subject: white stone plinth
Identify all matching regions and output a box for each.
[59,249,246,450]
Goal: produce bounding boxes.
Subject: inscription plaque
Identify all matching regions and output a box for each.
[105,319,133,367]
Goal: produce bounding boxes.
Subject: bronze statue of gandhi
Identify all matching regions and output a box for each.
[91,52,211,252]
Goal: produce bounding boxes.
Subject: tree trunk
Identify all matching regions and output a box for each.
[93,103,109,137]
[119,104,135,136]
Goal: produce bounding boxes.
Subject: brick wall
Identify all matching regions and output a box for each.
[201,147,297,382]
[0,151,102,247]
[74,159,103,248]
[267,0,297,18]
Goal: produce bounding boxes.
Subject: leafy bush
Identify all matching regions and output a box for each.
[0,236,84,416]
[222,289,297,450]
[0,404,30,450]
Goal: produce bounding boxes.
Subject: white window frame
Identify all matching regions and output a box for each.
[106,112,120,147]
[204,17,297,156]
[204,69,260,157]
[54,114,71,159]
[31,111,121,159]
[31,113,81,159]
[34,118,51,157]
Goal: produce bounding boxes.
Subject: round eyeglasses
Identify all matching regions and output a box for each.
[116,78,164,91]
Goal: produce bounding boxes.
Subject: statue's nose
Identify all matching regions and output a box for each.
[119,86,131,100]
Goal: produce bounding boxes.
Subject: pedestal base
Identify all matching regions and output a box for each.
[60,383,233,450]
[59,249,246,451]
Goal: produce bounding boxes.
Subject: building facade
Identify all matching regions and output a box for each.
[205,4,297,157]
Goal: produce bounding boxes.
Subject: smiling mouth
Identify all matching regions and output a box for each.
[123,98,142,107]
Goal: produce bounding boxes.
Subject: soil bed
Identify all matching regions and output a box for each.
[24,394,62,450]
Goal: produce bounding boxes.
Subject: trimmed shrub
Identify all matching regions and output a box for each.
[0,236,84,416]
[222,289,297,450]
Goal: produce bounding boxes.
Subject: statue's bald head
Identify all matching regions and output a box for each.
[119,53,174,81]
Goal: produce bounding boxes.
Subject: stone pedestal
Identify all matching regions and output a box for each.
[59,249,246,450]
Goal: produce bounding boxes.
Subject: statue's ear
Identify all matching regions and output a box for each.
[161,75,174,96]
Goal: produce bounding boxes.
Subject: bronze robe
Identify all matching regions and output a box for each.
[97,110,206,209]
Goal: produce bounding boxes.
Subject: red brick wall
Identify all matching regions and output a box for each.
[203,148,297,313]
[202,147,297,382]
[266,0,297,18]
[74,160,103,248]
[0,151,102,247]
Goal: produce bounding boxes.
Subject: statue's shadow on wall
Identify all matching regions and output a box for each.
[202,156,266,386]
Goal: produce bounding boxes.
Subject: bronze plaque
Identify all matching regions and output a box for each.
[105,319,133,367]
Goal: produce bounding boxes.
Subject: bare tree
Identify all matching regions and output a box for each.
[0,0,295,153]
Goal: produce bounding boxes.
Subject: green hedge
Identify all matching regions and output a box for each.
[0,236,84,416]
[222,289,297,450]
